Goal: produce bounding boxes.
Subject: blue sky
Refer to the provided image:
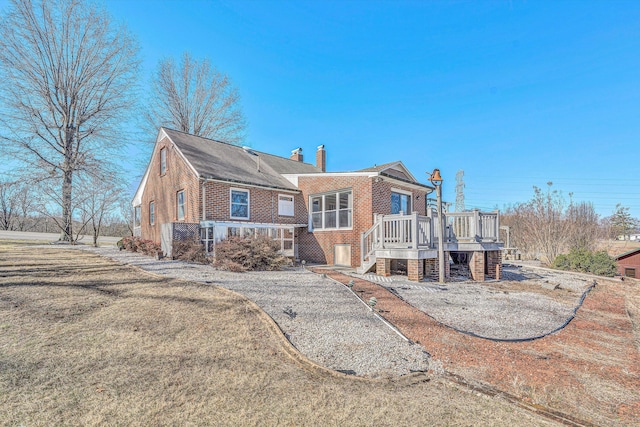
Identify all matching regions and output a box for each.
[5,0,640,218]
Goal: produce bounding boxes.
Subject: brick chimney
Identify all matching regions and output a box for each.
[316,145,326,172]
[290,147,303,162]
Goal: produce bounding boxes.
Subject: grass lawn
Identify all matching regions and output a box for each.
[0,242,558,426]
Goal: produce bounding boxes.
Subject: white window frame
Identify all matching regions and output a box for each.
[309,189,352,231]
[278,194,295,217]
[230,188,250,220]
[391,188,412,215]
[177,190,185,220]
[134,206,141,228]
[160,147,167,175]
[149,201,155,225]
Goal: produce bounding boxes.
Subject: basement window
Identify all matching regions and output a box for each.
[625,268,636,278]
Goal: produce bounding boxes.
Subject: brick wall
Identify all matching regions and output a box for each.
[296,175,371,266]
[140,137,200,244]
[202,181,306,225]
[486,250,502,280]
[469,251,485,281]
[296,174,429,267]
[424,254,450,281]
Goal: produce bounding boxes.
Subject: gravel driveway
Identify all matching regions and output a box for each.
[79,246,430,378]
[353,265,595,340]
[79,246,594,376]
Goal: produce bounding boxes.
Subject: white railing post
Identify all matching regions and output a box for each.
[472,209,480,241]
[411,212,418,249]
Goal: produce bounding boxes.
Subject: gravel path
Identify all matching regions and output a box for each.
[78,246,430,378]
[353,264,594,340]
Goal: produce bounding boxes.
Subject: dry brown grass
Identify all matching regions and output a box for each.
[0,242,558,426]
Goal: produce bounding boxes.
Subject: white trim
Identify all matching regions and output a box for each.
[200,220,306,228]
[230,187,250,220]
[309,189,353,232]
[176,190,185,220]
[149,201,155,225]
[391,187,413,196]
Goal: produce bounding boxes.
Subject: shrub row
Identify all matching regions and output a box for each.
[213,236,289,272]
[172,238,209,264]
[119,236,162,257]
[118,235,289,272]
[552,249,617,277]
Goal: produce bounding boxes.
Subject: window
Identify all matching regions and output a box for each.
[310,190,352,230]
[278,194,294,217]
[177,190,185,220]
[134,206,141,228]
[230,188,249,219]
[160,147,167,175]
[391,191,412,214]
[149,201,155,225]
[625,268,636,278]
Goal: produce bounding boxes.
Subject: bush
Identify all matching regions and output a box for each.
[552,249,617,277]
[173,238,210,264]
[121,236,162,257]
[213,236,289,272]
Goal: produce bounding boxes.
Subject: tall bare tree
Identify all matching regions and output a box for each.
[0,0,139,241]
[145,52,246,144]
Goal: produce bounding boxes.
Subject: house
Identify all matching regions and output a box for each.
[614,248,640,279]
[132,127,503,281]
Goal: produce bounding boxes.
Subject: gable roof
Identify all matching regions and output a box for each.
[614,247,640,260]
[163,128,321,191]
[358,161,418,182]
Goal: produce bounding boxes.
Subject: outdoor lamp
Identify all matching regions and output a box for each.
[427,168,446,283]
[429,168,443,186]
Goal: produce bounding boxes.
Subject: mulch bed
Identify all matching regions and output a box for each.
[317,268,640,427]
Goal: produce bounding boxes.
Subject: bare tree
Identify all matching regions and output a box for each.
[0,0,139,242]
[501,183,601,265]
[0,179,18,230]
[76,174,121,246]
[145,52,246,144]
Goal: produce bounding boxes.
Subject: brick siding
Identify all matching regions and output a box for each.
[140,137,200,244]
[297,175,429,267]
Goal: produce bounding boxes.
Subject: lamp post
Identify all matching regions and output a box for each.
[428,169,445,283]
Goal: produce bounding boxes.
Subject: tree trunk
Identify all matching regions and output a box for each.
[61,167,73,242]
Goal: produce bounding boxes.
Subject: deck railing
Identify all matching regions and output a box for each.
[359,210,500,272]
[444,210,500,242]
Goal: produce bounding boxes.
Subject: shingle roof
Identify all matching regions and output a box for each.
[163,128,321,191]
[614,247,640,260]
[358,161,402,173]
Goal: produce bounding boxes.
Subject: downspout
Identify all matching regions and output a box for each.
[201,179,206,221]
[271,191,275,223]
